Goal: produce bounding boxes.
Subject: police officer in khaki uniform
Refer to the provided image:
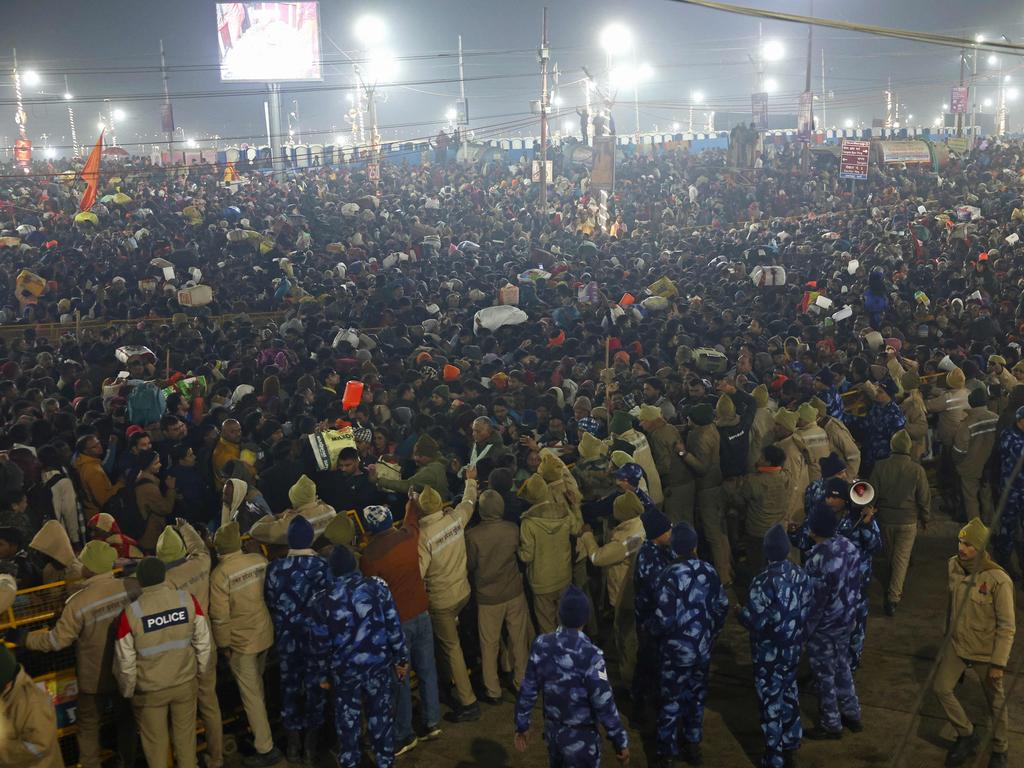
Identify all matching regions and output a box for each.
[21,541,140,768]
[114,557,212,768]
[157,521,224,767]
[0,644,63,767]
[209,522,281,767]
[953,388,999,524]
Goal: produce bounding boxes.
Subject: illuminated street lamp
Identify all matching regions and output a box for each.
[599,22,645,138]
[689,90,705,132]
[844,118,854,128]
[761,40,786,62]
[353,16,396,165]
[764,77,779,94]
[22,70,40,87]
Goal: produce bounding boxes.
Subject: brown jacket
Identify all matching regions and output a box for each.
[946,556,1015,667]
[0,667,62,767]
[135,472,174,551]
[869,453,931,527]
[74,453,121,518]
[25,571,140,694]
[209,550,274,655]
[465,503,524,606]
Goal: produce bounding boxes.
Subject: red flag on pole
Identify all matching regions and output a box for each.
[78,131,104,212]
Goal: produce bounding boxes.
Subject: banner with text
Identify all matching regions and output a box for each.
[839,138,870,180]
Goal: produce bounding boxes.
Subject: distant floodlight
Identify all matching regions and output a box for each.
[22,70,40,87]
[672,122,680,131]
[186,138,198,148]
[562,120,574,133]
[764,77,779,94]
[984,97,994,107]
[364,48,398,84]
[43,147,56,159]
[988,54,999,66]
[599,22,633,56]
[354,15,387,46]
[445,107,457,121]
[976,34,986,43]
[63,92,73,101]
[112,108,126,121]
[692,90,705,104]
[844,118,854,128]
[762,40,786,62]
[334,135,346,146]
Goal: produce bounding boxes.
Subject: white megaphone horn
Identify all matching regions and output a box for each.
[849,480,875,507]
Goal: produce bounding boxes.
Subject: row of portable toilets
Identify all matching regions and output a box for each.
[179,126,952,171]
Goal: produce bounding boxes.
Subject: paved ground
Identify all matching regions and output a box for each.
[224,507,1024,768]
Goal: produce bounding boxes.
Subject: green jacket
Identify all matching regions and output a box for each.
[378,458,450,498]
[869,452,931,526]
[517,500,572,595]
[571,456,616,501]
[736,467,790,537]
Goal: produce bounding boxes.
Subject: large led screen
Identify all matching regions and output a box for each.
[217,3,322,81]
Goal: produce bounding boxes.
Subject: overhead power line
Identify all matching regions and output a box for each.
[666,0,1024,54]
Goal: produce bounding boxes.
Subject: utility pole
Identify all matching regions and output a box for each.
[800,0,813,176]
[970,43,978,140]
[958,46,965,137]
[160,39,174,164]
[11,48,27,146]
[820,48,826,129]
[457,34,467,130]
[538,6,549,212]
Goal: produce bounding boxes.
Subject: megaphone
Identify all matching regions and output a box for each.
[849,480,875,507]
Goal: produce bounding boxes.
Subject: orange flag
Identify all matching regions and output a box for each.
[78,131,104,212]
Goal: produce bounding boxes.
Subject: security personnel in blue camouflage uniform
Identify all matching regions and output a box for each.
[614,462,658,515]
[514,585,630,767]
[738,524,814,768]
[843,379,906,479]
[802,502,864,740]
[264,516,330,764]
[995,406,1024,570]
[646,523,729,766]
[835,486,881,672]
[632,509,674,715]
[313,546,409,768]
[803,453,849,518]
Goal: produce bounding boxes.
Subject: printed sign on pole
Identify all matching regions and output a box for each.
[839,139,870,180]
[591,135,616,192]
[367,162,380,181]
[950,86,968,115]
[531,159,553,184]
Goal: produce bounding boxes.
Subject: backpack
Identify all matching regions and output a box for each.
[102,480,149,541]
[128,382,166,427]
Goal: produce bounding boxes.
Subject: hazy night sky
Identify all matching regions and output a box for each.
[3,0,1023,154]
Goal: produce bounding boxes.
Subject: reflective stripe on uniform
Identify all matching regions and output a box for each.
[227,562,267,593]
[75,591,131,621]
[136,637,192,657]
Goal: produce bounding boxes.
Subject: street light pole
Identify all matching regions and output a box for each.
[539,6,549,212]
[971,37,980,139]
